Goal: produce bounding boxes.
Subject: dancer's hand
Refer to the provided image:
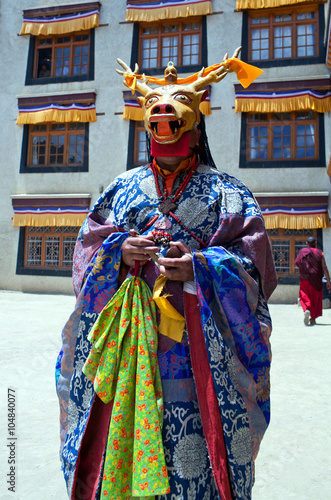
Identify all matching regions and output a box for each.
[158,241,194,282]
[121,229,159,267]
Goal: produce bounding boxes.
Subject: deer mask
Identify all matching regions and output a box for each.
[116,48,246,154]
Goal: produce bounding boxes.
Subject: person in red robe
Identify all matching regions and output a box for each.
[294,236,331,325]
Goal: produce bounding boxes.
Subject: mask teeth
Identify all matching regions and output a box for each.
[150,119,183,136]
[170,120,180,133]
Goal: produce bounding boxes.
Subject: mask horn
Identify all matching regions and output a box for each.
[188,46,242,92]
[116,58,153,96]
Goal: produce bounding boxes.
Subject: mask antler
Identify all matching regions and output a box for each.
[188,46,242,92]
[116,58,153,96]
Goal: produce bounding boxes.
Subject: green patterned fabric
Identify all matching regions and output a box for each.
[83,276,169,499]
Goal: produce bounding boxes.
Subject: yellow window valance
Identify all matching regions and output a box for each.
[256,193,330,229]
[235,89,331,113]
[236,0,323,10]
[125,0,212,22]
[11,195,91,227]
[20,3,100,36]
[123,95,144,121]
[12,213,88,227]
[16,93,97,125]
[263,213,330,230]
[16,103,97,125]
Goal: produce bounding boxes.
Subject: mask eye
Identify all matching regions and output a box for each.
[145,96,159,108]
[173,93,192,105]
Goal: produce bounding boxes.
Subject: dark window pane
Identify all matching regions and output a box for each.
[26,236,42,266]
[44,237,60,266]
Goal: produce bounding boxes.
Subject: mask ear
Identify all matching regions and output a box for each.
[199,90,208,103]
[137,96,144,108]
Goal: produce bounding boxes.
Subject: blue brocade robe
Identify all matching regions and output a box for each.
[56,163,277,500]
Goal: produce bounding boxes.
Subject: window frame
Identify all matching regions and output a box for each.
[131,16,207,76]
[20,122,89,173]
[239,111,325,168]
[134,121,149,166]
[267,227,322,283]
[25,28,95,85]
[139,17,202,70]
[127,120,149,170]
[33,31,91,79]
[16,226,79,277]
[247,111,318,161]
[241,4,325,67]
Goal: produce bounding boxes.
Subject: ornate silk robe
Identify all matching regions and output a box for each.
[56,162,277,500]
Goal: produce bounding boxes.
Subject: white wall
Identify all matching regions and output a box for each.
[0,1,133,293]
[0,0,330,298]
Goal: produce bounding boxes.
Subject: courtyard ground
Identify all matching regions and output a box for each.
[0,291,330,499]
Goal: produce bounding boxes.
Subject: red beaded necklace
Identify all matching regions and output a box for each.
[150,156,198,215]
[148,156,207,248]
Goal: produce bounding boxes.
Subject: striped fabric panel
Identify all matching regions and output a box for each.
[261,206,328,216]
[18,103,96,114]
[13,207,89,215]
[236,89,331,101]
[126,0,209,11]
[22,8,99,25]
[126,0,212,21]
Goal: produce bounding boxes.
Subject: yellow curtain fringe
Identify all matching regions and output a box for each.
[126,2,212,22]
[236,0,319,10]
[123,106,144,121]
[263,213,330,230]
[199,101,212,115]
[235,95,331,113]
[12,213,87,227]
[19,14,99,36]
[16,108,97,125]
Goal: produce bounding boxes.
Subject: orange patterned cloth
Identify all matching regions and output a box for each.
[153,154,196,195]
[83,276,170,499]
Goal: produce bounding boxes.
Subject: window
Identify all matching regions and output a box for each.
[139,18,202,70]
[25,30,95,84]
[134,121,148,165]
[267,228,317,277]
[240,110,325,168]
[21,122,89,173]
[249,6,318,62]
[248,111,317,161]
[127,120,149,170]
[35,32,90,78]
[17,226,79,276]
[240,3,326,67]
